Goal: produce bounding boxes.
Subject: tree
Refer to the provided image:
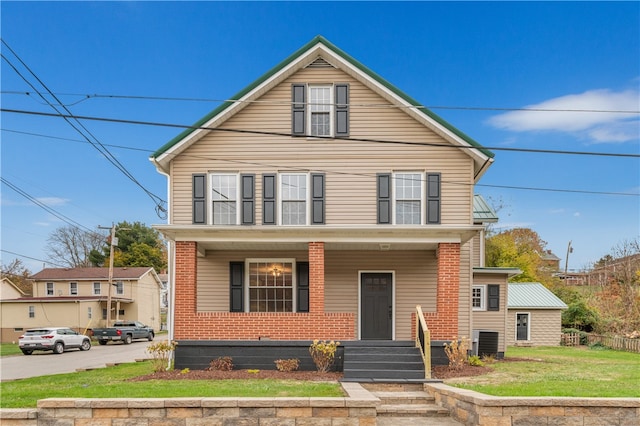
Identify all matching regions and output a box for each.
[46,226,107,268]
[91,221,167,272]
[485,228,546,282]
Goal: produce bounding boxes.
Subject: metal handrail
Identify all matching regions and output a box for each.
[415,305,431,378]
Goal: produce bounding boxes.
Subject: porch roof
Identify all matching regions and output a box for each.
[153,224,483,252]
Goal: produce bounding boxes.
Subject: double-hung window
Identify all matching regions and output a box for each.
[93,282,101,296]
[281,174,308,225]
[28,305,35,318]
[247,260,294,312]
[46,282,54,296]
[115,281,124,295]
[211,174,238,225]
[309,86,332,136]
[69,282,78,296]
[394,172,422,224]
[472,285,486,311]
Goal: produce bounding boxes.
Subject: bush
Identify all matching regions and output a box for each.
[274,358,300,372]
[207,356,233,371]
[467,355,485,367]
[146,340,177,372]
[444,337,469,371]
[309,340,340,373]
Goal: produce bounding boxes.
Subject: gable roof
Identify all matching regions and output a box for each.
[30,267,157,282]
[150,35,494,177]
[508,282,568,309]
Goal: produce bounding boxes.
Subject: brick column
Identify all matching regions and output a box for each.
[427,242,460,340]
[174,241,198,339]
[308,242,325,313]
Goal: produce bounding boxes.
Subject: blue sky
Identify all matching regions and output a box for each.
[2,1,639,273]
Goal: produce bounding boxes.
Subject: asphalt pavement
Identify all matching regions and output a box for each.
[0,336,166,381]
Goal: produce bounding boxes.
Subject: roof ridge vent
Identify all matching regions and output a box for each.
[306,57,335,68]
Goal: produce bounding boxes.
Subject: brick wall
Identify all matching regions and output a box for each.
[173,241,355,341]
[424,243,460,340]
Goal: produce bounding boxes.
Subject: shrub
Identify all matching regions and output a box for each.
[146,340,177,372]
[481,353,496,364]
[275,358,300,372]
[443,337,469,371]
[467,355,485,367]
[207,356,234,371]
[309,340,340,373]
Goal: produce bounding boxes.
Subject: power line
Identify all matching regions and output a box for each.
[3,108,639,159]
[3,90,639,114]
[0,249,66,268]
[3,127,638,198]
[0,39,167,219]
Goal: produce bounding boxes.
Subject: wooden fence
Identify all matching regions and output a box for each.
[587,334,640,354]
[561,333,581,346]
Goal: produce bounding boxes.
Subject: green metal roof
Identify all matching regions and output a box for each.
[508,283,568,309]
[473,194,498,223]
[151,35,494,160]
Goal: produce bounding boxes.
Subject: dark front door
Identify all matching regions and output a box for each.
[516,313,529,341]
[360,273,393,340]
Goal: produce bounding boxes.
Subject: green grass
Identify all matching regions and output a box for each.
[446,345,640,397]
[0,361,344,408]
[0,343,22,357]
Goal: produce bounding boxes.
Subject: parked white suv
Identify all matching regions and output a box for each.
[18,327,91,355]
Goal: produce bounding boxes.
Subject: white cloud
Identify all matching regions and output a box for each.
[573,212,581,217]
[488,89,640,143]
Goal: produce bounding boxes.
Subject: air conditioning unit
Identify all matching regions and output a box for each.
[472,330,499,357]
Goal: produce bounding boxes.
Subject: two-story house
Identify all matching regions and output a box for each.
[0,267,162,342]
[151,36,514,378]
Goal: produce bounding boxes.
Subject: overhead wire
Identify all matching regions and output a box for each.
[0,39,167,219]
[2,127,638,198]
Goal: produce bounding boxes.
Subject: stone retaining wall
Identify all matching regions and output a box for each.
[0,383,378,426]
[425,382,640,426]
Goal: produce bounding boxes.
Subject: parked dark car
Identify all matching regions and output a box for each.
[92,321,154,345]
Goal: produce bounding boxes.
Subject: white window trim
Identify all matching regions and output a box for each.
[93,282,101,296]
[69,282,78,296]
[278,173,310,225]
[46,282,54,296]
[244,258,297,313]
[308,84,334,137]
[115,281,124,295]
[392,171,424,225]
[209,173,240,225]
[515,312,531,342]
[28,305,35,318]
[472,285,486,311]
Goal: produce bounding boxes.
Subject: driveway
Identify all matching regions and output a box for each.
[0,337,166,381]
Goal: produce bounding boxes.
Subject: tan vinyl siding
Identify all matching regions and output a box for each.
[197,249,438,340]
[170,66,474,226]
[471,233,482,267]
[471,274,508,353]
[507,309,563,346]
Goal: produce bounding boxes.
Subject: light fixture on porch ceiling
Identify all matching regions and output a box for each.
[272,266,281,277]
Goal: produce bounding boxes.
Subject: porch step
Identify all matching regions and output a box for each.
[370,386,451,418]
[342,341,426,381]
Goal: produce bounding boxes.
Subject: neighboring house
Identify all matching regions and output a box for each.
[0,267,162,343]
[507,282,567,346]
[0,277,28,300]
[539,250,561,273]
[150,36,517,373]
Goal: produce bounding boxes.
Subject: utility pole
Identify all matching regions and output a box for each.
[564,240,573,284]
[98,224,118,326]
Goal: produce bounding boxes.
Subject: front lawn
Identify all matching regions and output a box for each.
[0,343,22,357]
[445,345,640,397]
[0,361,344,408]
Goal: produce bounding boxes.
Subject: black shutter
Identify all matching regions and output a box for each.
[335,84,349,136]
[262,174,277,225]
[426,173,441,224]
[487,284,500,311]
[192,174,206,224]
[292,84,306,135]
[377,173,391,224]
[230,262,244,312]
[311,173,325,225]
[241,174,255,225]
[297,262,309,312]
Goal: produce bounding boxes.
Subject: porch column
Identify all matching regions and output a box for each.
[174,241,197,339]
[435,242,460,340]
[308,242,325,313]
